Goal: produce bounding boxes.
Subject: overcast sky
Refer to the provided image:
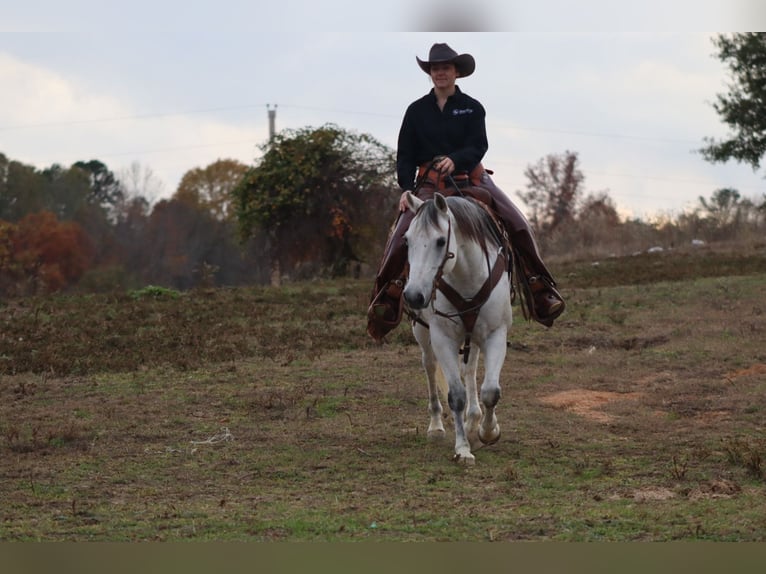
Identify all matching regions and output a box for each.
[2,1,766,219]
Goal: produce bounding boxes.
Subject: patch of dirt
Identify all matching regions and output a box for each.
[538,389,642,424]
[687,479,742,501]
[631,488,677,502]
[724,363,766,381]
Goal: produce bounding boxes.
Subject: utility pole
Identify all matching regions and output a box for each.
[267,104,277,141]
[266,103,280,287]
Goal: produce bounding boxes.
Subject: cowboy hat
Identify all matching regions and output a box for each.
[416,43,475,77]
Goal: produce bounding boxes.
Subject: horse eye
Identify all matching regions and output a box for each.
[436,237,446,248]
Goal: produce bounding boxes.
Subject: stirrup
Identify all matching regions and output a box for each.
[519,274,565,327]
[367,279,405,340]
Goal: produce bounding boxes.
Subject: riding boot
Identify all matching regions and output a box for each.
[510,229,566,326]
[367,210,414,341]
[477,171,566,326]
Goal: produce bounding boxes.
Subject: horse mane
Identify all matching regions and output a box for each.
[416,196,500,249]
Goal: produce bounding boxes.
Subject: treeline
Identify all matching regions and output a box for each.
[0,125,400,296]
[3,129,764,297]
[0,154,295,296]
[517,151,766,260]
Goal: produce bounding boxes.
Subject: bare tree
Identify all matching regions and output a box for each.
[516,150,584,234]
[119,162,165,208]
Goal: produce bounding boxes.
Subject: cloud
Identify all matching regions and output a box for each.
[0,52,128,125]
[0,52,266,194]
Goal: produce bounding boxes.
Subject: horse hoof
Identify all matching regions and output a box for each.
[453,452,476,466]
[479,427,501,445]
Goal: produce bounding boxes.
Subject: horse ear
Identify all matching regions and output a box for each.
[434,193,448,213]
[405,190,423,213]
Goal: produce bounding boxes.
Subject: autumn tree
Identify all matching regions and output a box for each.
[234,124,397,283]
[516,150,584,235]
[0,211,94,294]
[700,33,766,171]
[135,196,264,289]
[175,159,249,221]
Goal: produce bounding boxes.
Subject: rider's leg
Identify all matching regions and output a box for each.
[367,210,413,340]
[478,171,565,326]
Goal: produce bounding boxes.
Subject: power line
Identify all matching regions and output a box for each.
[0,103,272,131]
[0,100,713,148]
[91,139,259,159]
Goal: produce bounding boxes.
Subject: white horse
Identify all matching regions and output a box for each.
[403,191,513,465]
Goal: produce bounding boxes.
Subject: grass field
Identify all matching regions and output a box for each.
[1,242,765,541]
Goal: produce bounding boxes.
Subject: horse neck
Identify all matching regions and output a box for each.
[445,230,496,292]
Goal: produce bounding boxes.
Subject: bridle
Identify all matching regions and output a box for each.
[409,199,508,364]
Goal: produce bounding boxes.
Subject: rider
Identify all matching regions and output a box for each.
[367,42,565,341]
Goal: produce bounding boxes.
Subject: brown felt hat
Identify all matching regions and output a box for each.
[415,44,476,78]
[416,43,475,77]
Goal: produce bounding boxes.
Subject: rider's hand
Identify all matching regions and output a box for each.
[399,191,412,212]
[435,156,455,175]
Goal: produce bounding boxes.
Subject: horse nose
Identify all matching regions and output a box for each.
[404,288,428,310]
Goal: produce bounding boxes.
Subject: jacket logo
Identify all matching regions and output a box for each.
[452,108,474,116]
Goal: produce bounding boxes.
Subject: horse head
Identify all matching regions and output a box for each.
[403,192,456,310]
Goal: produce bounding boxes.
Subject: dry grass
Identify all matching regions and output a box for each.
[0,243,765,540]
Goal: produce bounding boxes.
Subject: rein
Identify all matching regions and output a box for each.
[414,157,466,198]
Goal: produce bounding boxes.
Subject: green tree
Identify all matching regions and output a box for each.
[175,159,249,221]
[234,124,396,283]
[41,163,91,221]
[698,187,743,226]
[72,159,125,213]
[700,33,766,170]
[0,155,47,221]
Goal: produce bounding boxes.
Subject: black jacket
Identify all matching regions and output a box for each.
[396,86,489,190]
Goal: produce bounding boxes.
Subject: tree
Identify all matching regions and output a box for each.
[234,124,397,283]
[579,192,620,226]
[700,33,766,171]
[1,211,94,294]
[119,162,165,206]
[174,159,249,221]
[72,159,125,213]
[0,220,17,294]
[41,163,92,221]
[0,156,47,221]
[698,187,743,226]
[0,155,120,224]
[516,150,584,234]
[575,192,621,249]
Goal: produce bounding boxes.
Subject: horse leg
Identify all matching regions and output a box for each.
[461,345,483,449]
[478,330,507,445]
[432,332,474,465]
[413,323,445,439]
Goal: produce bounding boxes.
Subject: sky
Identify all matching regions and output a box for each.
[2,1,766,220]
